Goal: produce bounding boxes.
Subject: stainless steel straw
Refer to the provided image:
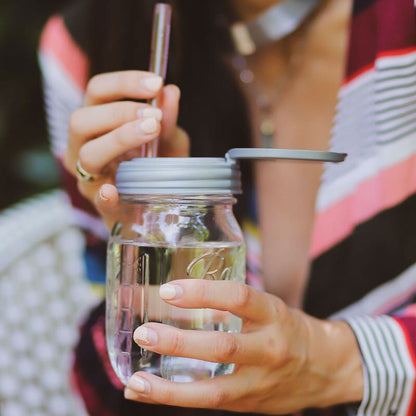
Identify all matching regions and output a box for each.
[141,2,172,158]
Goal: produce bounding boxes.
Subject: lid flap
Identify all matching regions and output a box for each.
[225,148,346,163]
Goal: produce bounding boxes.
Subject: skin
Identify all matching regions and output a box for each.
[64,70,189,229]
[63,0,364,413]
[124,280,363,413]
[247,0,352,306]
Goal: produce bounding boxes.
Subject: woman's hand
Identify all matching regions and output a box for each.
[124,279,364,414]
[63,70,189,229]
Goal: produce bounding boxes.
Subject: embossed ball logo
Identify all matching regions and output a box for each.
[186,249,232,281]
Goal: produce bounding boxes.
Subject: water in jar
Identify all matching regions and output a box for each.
[106,241,245,385]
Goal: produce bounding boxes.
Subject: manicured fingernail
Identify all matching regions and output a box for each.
[160,283,183,300]
[137,117,158,134]
[128,375,150,394]
[134,326,158,346]
[137,107,162,121]
[99,187,109,201]
[124,388,138,400]
[141,76,163,92]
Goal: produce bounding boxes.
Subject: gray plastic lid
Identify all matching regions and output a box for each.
[116,148,346,195]
[116,157,242,195]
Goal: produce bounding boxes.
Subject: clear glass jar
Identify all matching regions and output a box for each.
[106,193,245,385]
[105,149,345,385]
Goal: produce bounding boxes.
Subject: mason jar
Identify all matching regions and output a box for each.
[105,148,346,385]
[106,157,246,385]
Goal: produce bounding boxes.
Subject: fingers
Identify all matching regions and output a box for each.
[84,71,163,105]
[124,371,249,410]
[159,85,190,157]
[66,103,162,171]
[65,87,186,177]
[69,101,162,142]
[65,69,189,231]
[160,84,180,140]
[77,115,161,175]
[133,323,261,365]
[94,184,120,229]
[159,280,280,323]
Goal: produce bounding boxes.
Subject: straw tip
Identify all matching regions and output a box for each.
[155,3,172,12]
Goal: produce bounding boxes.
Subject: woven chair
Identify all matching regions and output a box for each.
[0,191,97,416]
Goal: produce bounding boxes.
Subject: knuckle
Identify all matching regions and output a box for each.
[208,388,228,408]
[232,283,251,309]
[77,145,88,165]
[115,72,137,94]
[68,109,84,136]
[213,334,239,362]
[170,330,185,356]
[265,336,288,366]
[78,145,94,172]
[278,342,291,365]
[200,281,212,304]
[125,101,141,118]
[158,385,175,404]
[113,124,132,147]
[112,102,135,124]
[269,295,286,319]
[114,72,127,91]
[85,75,101,100]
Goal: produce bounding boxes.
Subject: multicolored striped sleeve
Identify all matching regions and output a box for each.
[304,1,416,414]
[345,315,416,416]
[38,15,88,159]
[38,15,109,242]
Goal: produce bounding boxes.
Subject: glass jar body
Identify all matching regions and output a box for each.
[106,195,246,385]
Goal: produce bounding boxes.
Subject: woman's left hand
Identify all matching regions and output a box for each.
[124,279,363,414]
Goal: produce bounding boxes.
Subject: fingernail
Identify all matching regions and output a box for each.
[128,375,150,394]
[124,388,138,400]
[141,76,163,92]
[137,107,162,121]
[160,283,183,300]
[99,187,109,201]
[137,117,158,134]
[134,326,158,346]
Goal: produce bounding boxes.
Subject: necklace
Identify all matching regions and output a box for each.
[230,0,320,56]
[229,0,320,148]
[231,38,304,148]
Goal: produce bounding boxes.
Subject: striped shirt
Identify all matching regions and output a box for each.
[39,0,416,415]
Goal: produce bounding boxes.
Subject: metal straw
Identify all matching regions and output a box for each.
[141,3,172,158]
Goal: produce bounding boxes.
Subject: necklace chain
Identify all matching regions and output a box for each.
[231,35,306,148]
[229,0,320,148]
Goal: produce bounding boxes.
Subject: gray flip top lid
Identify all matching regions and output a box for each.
[116,148,346,195]
[225,148,346,162]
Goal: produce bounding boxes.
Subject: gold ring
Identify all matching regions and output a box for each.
[76,160,97,182]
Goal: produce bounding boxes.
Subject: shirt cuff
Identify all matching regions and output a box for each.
[345,315,415,416]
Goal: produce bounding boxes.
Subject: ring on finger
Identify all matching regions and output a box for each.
[76,160,99,182]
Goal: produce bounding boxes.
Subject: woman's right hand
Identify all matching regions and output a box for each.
[63,70,189,230]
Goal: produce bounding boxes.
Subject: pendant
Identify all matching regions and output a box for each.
[260,118,275,148]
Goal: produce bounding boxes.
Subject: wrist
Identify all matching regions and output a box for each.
[305,315,364,407]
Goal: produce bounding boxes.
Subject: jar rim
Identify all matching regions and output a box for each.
[116,157,242,195]
[119,194,237,205]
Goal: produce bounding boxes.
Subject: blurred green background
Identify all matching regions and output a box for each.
[0,0,72,210]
